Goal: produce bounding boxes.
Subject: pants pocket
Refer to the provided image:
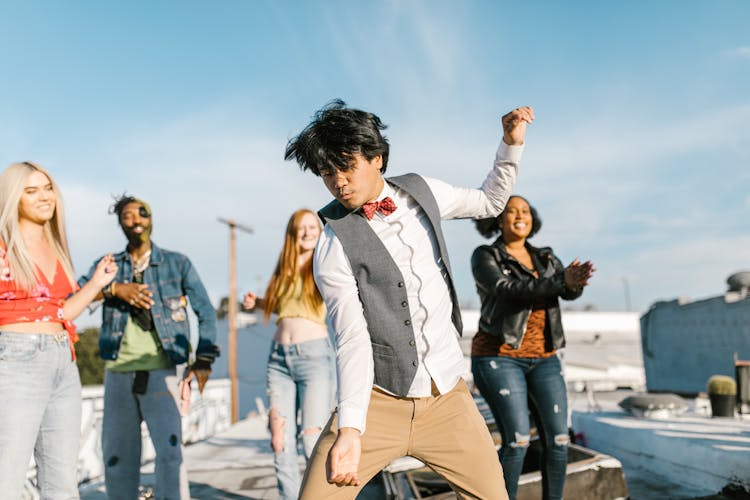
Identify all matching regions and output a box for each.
[0,337,39,362]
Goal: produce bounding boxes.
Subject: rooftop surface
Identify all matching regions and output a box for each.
[80,415,281,499]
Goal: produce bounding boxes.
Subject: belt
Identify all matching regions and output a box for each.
[373,379,442,399]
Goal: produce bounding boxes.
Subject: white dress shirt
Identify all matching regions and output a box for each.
[313,141,523,433]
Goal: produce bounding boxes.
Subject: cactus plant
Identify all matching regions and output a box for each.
[707,375,737,396]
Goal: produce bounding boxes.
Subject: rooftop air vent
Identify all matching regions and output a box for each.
[727,271,750,293]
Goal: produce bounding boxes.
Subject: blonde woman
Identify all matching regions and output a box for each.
[243,209,335,500]
[0,162,117,499]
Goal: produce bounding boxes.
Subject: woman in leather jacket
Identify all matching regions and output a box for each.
[470,195,594,500]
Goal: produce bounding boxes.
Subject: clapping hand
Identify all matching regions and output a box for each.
[564,259,595,290]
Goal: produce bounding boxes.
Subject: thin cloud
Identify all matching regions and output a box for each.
[61,107,332,320]
[408,102,750,313]
[529,103,750,177]
[628,235,750,299]
[510,103,750,245]
[727,46,750,59]
[36,94,750,320]
[316,1,470,112]
[408,1,465,84]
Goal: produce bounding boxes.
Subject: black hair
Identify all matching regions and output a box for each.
[109,193,150,220]
[474,195,542,239]
[284,99,390,176]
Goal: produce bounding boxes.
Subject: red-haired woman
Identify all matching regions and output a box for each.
[243,209,335,500]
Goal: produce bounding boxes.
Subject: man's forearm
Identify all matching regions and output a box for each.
[334,336,374,434]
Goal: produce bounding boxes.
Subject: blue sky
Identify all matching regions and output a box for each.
[1,0,749,325]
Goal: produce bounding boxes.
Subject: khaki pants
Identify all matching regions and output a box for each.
[299,379,508,499]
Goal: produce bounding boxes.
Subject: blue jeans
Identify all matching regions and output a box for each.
[472,354,569,500]
[0,331,81,500]
[102,368,189,500]
[267,337,336,500]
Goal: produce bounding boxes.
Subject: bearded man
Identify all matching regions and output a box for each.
[80,194,219,499]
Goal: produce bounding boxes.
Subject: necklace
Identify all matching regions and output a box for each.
[130,250,152,275]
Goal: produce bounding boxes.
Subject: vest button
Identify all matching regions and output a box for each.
[401,301,408,307]
[404,319,411,326]
[412,360,418,367]
[397,281,404,288]
[409,340,416,346]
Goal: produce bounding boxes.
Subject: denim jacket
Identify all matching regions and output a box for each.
[79,242,219,365]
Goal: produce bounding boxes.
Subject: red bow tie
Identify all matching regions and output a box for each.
[361,197,397,220]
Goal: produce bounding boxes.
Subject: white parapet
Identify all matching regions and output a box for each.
[24,377,232,495]
[572,409,750,496]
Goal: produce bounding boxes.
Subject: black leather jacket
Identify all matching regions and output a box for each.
[471,238,582,350]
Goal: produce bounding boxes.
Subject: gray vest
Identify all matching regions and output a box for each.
[318,173,462,396]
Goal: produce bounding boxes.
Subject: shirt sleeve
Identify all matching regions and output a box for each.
[425,141,523,220]
[77,259,102,312]
[76,260,98,289]
[180,255,220,360]
[313,224,374,434]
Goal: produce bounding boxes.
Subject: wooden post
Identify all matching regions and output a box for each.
[218,218,252,424]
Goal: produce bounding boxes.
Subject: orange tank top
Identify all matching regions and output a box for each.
[0,247,79,358]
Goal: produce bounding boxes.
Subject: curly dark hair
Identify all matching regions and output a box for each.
[109,193,151,220]
[284,99,390,176]
[474,195,542,239]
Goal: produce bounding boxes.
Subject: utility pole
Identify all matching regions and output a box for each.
[218,217,253,423]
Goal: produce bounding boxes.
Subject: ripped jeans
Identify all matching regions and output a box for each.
[266,337,336,500]
[472,354,568,500]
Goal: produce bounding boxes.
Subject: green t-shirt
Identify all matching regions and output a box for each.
[106,317,171,372]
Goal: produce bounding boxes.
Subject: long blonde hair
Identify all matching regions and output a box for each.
[0,162,75,290]
[262,209,323,322]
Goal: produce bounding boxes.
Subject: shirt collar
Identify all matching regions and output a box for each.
[377,181,396,201]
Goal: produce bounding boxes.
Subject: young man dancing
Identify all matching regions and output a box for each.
[285,100,533,500]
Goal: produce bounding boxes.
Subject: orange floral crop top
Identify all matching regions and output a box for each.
[0,245,79,358]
